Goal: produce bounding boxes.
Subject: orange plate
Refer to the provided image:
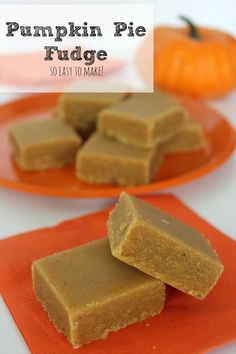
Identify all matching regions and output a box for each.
[0,93,235,198]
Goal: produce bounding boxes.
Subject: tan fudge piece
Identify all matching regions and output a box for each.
[10,118,81,171]
[58,93,128,138]
[32,238,165,348]
[108,192,224,299]
[98,91,187,148]
[162,117,206,154]
[76,132,163,186]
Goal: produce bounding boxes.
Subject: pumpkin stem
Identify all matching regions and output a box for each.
[179,15,201,40]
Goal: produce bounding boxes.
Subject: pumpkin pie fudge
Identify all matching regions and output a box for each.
[10,118,81,171]
[108,192,224,299]
[76,132,163,186]
[98,91,188,149]
[162,117,206,154]
[58,92,128,138]
[32,238,165,348]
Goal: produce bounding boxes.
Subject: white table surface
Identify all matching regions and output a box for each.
[1,0,236,352]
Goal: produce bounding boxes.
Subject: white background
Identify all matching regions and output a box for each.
[0,0,236,353]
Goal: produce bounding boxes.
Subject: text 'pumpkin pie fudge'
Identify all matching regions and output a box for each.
[76,132,163,186]
[98,91,188,149]
[32,238,165,348]
[10,118,81,171]
[58,92,128,138]
[108,192,224,299]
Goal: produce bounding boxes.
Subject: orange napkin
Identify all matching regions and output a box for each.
[0,194,236,354]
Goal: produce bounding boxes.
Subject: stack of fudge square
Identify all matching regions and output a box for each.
[63,90,206,186]
[33,192,223,348]
[10,91,206,185]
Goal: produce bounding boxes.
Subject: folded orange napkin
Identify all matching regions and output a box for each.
[0,194,236,354]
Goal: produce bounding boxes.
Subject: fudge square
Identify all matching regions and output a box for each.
[32,238,165,348]
[98,91,188,149]
[9,118,81,171]
[108,193,224,299]
[58,92,128,138]
[76,132,163,186]
[161,117,206,154]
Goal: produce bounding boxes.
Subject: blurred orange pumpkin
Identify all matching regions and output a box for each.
[139,16,236,98]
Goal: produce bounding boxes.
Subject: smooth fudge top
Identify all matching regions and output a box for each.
[78,132,161,160]
[32,238,161,310]
[10,118,81,148]
[112,192,221,262]
[99,91,185,121]
[59,92,128,105]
